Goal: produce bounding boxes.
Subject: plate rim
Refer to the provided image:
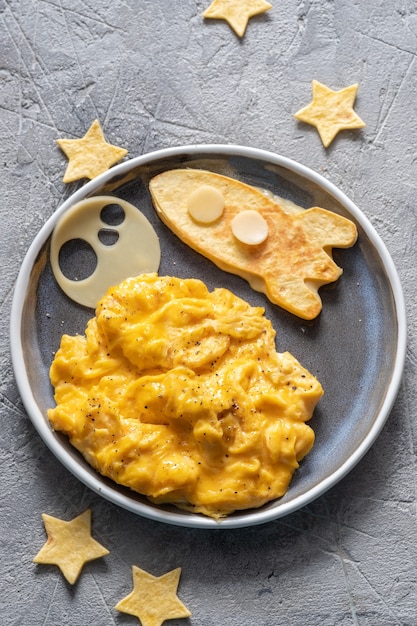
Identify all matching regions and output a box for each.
[10,143,407,529]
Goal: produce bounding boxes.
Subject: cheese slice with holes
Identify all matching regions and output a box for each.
[50,196,160,308]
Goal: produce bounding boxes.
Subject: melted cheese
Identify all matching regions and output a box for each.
[48,273,323,518]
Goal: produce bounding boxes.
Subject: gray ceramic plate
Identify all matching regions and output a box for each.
[10,145,406,529]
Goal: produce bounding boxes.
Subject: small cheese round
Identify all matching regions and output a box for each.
[187,185,225,223]
[231,210,269,245]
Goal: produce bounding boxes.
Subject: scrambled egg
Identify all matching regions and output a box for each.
[48,273,323,518]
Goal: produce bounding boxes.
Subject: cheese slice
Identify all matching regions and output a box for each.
[50,196,160,308]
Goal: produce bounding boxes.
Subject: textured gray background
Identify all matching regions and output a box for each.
[1,1,417,625]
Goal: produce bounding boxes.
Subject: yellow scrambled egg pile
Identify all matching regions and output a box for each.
[48,273,323,518]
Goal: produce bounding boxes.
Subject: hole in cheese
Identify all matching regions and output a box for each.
[231,210,268,245]
[98,228,120,246]
[187,185,225,223]
[58,238,98,281]
[100,203,125,226]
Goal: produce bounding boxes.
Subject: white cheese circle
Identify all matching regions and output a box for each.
[187,185,225,223]
[50,196,160,308]
[231,210,269,245]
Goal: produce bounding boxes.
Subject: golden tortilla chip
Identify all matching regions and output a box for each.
[115,566,191,626]
[149,169,358,320]
[33,509,109,584]
[203,0,272,37]
[56,119,128,183]
[294,80,366,147]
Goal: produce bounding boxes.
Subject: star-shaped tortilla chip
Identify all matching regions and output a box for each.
[203,0,272,37]
[115,566,191,626]
[33,509,109,584]
[294,80,366,147]
[57,119,128,182]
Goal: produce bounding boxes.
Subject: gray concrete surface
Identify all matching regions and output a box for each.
[1,1,417,624]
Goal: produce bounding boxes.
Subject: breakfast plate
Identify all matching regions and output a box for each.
[10,145,406,529]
